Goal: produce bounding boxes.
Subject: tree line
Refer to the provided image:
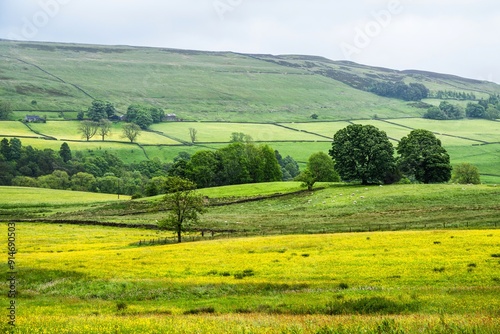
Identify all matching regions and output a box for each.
[424,96,500,120]
[328,124,453,185]
[369,82,429,101]
[0,136,301,197]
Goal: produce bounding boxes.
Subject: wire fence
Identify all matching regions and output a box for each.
[132,220,500,246]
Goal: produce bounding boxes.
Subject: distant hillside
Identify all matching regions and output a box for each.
[1,40,499,122]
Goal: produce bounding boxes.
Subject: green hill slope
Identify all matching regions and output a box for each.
[1,40,499,122]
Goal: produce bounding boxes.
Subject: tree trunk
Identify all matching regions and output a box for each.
[177,229,182,243]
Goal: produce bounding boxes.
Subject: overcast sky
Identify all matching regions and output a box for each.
[1,0,499,83]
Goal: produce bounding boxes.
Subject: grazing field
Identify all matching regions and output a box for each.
[1,222,499,333]
[0,121,38,137]
[150,122,325,143]
[3,118,500,183]
[28,121,181,145]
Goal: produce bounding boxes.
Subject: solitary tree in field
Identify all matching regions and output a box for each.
[122,123,141,143]
[329,124,396,185]
[452,163,480,184]
[98,119,112,141]
[189,128,198,143]
[307,152,340,182]
[397,129,452,183]
[295,169,316,191]
[157,177,206,243]
[78,121,99,141]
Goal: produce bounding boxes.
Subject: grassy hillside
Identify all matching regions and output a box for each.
[2,40,499,122]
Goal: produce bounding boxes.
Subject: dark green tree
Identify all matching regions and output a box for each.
[158,177,206,243]
[187,150,220,188]
[307,152,340,182]
[397,129,452,183]
[465,103,486,118]
[59,142,72,163]
[452,163,480,185]
[329,124,396,185]
[259,144,282,182]
[87,100,108,121]
[0,101,12,120]
[9,138,22,161]
[295,169,316,191]
[150,107,165,123]
[424,106,447,120]
[0,138,10,160]
[218,143,251,185]
[126,104,153,129]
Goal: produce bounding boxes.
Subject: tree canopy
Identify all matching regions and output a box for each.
[329,124,396,185]
[87,100,116,121]
[157,177,206,243]
[452,163,480,185]
[397,129,452,183]
[0,100,12,120]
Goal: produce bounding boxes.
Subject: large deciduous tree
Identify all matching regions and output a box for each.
[451,163,480,185]
[329,124,396,185]
[397,129,452,183]
[122,123,141,143]
[98,119,112,141]
[158,177,206,243]
[78,121,99,141]
[307,152,340,182]
[87,100,116,121]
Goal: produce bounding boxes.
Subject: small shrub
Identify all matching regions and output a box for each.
[235,308,252,314]
[234,269,255,279]
[434,241,441,245]
[116,302,127,312]
[433,267,445,273]
[220,271,231,277]
[324,297,416,315]
[338,283,349,290]
[467,263,477,268]
[243,269,255,277]
[183,306,215,315]
[491,254,500,258]
[301,253,310,257]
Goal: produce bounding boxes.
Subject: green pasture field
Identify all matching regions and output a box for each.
[0,186,129,205]
[1,221,499,333]
[0,121,38,137]
[388,118,500,143]
[28,121,181,145]
[150,122,325,143]
[37,183,500,234]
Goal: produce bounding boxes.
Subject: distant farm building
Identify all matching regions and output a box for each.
[109,114,127,122]
[165,114,177,121]
[24,115,45,123]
